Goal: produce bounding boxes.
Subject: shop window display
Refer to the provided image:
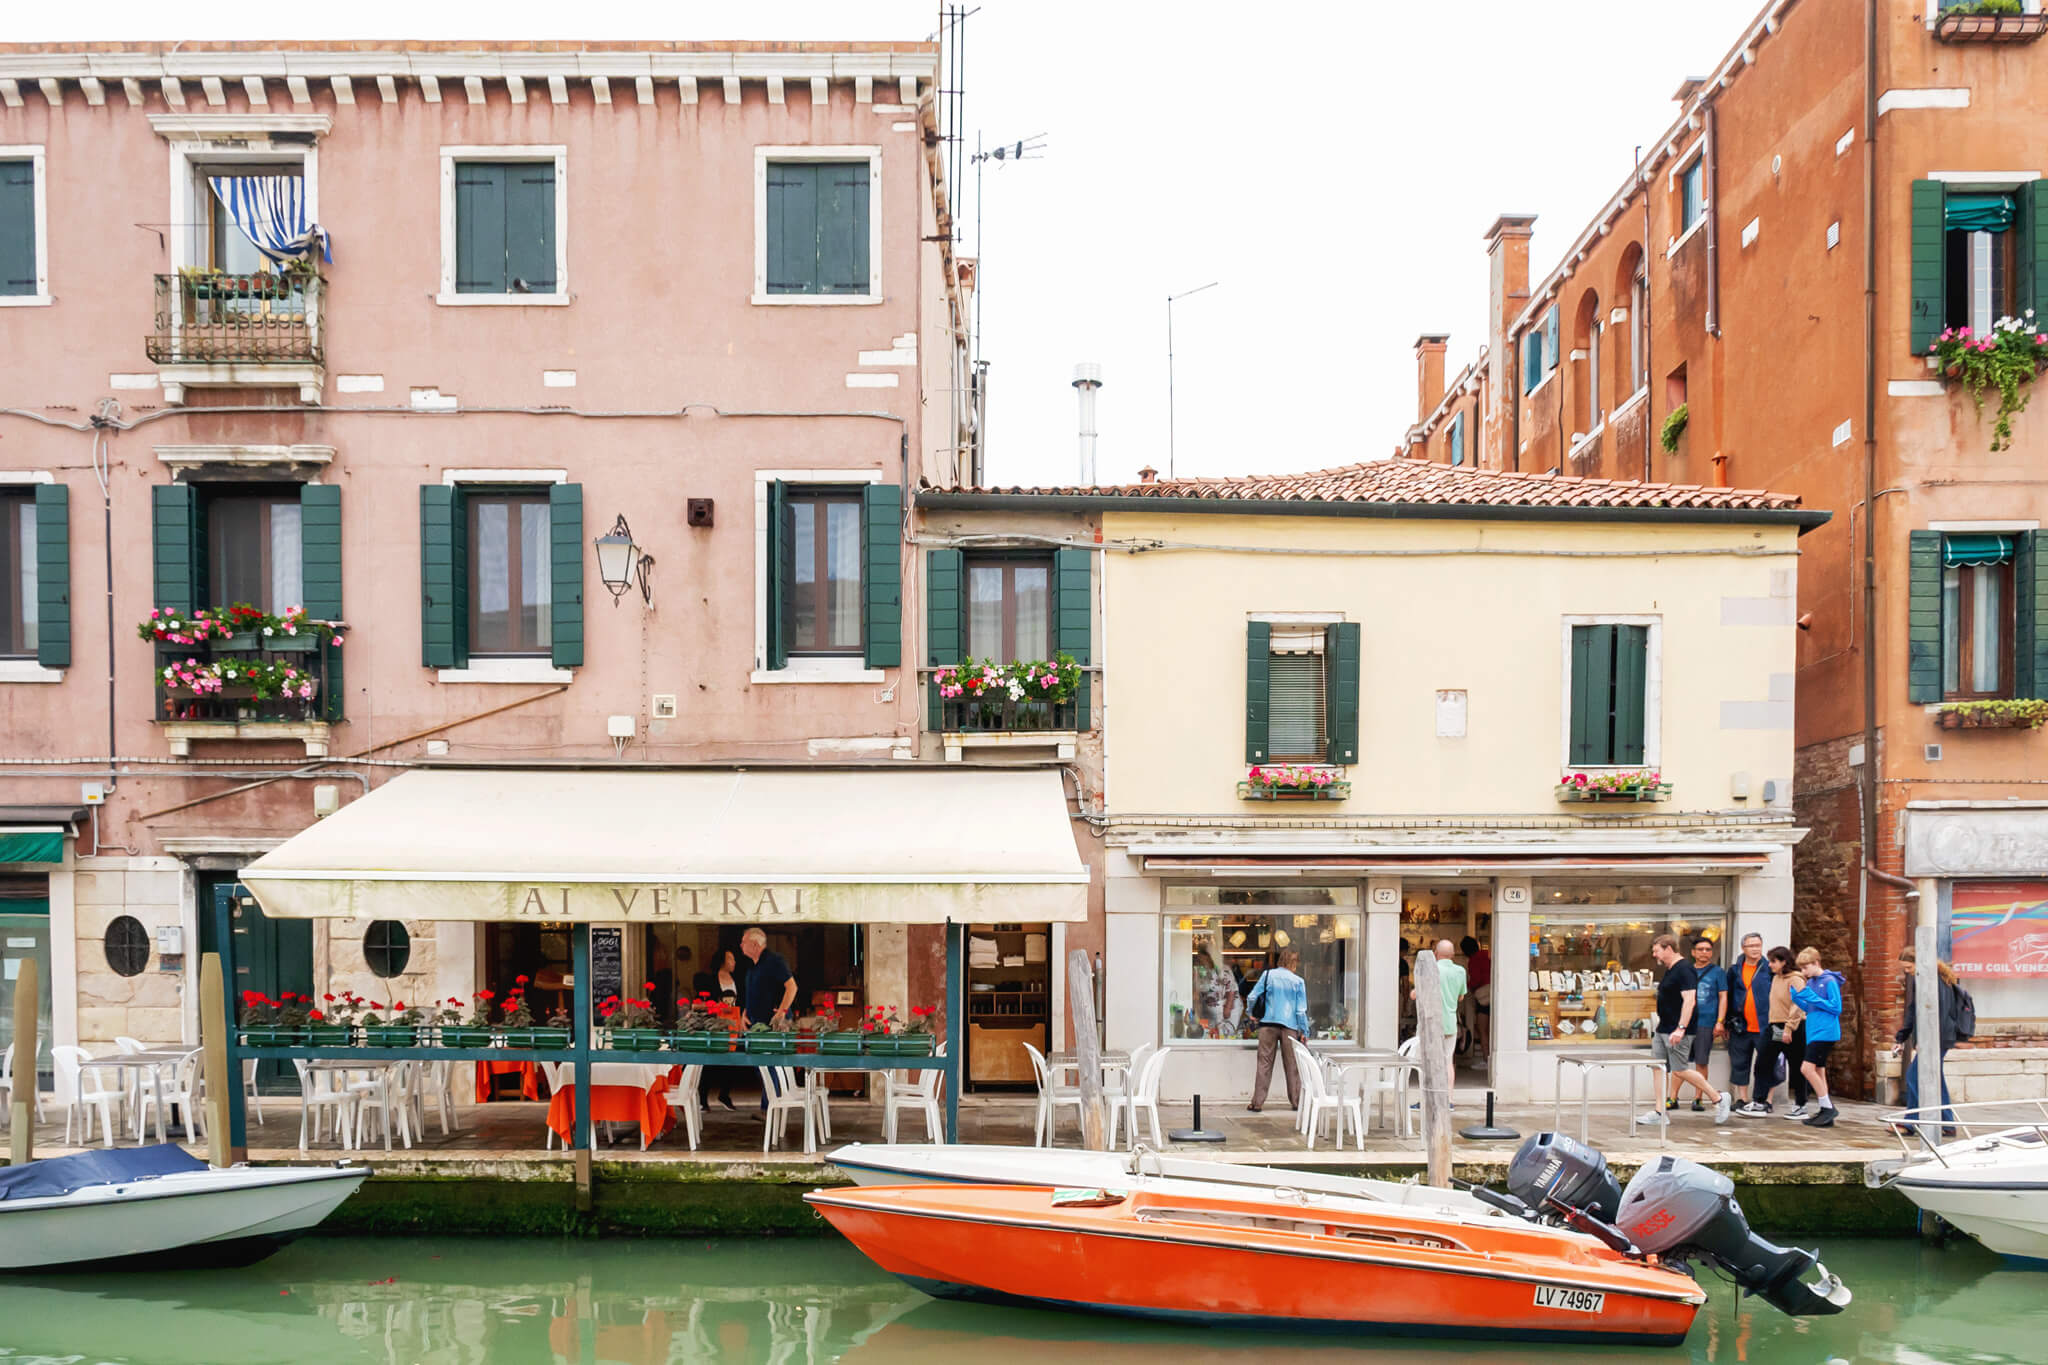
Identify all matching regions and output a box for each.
[1164,886,1360,1042]
[1528,882,1727,1046]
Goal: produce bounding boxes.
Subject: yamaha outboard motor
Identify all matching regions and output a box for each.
[1506,1130,1622,1222]
[1615,1155,1851,1317]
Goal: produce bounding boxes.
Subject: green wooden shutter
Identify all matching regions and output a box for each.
[819,162,871,295]
[299,484,343,720]
[151,483,203,614]
[764,481,790,670]
[1055,547,1092,729]
[32,484,68,669]
[1907,529,1943,703]
[454,163,508,294]
[1323,621,1361,765]
[925,548,963,729]
[0,159,34,296]
[1543,307,1560,372]
[1245,621,1272,763]
[1613,623,1648,765]
[548,482,584,668]
[862,483,903,669]
[2017,531,2048,700]
[506,164,557,294]
[765,162,818,295]
[2023,181,2048,323]
[1568,623,1613,766]
[1909,180,1945,356]
[420,485,459,668]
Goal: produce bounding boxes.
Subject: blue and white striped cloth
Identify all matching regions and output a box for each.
[208,175,332,264]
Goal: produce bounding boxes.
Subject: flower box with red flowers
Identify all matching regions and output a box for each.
[1238,765,1350,802]
[439,1026,494,1049]
[743,1027,801,1055]
[239,1027,305,1048]
[305,1023,352,1048]
[1556,769,1672,802]
[819,1031,867,1055]
[866,1033,937,1057]
[672,1029,738,1053]
[502,1027,572,1050]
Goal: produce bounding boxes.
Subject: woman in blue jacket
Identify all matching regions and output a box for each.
[1789,946,1845,1128]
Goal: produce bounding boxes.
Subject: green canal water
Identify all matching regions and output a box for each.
[0,1235,2039,1364]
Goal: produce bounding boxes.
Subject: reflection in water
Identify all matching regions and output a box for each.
[0,1236,2040,1364]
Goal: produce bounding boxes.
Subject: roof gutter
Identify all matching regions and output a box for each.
[916,490,1832,533]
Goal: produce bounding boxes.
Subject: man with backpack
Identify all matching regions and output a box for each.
[1893,946,1970,1137]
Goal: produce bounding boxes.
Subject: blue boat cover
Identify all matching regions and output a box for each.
[0,1143,207,1201]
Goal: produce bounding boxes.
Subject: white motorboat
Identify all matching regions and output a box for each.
[1869,1100,2048,1263]
[0,1144,367,1272]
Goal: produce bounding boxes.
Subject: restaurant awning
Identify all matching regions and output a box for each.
[241,767,1089,924]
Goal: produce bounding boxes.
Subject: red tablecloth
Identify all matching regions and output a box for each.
[545,1068,680,1148]
[476,1059,542,1103]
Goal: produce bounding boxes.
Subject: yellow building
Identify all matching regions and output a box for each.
[944,459,1828,1105]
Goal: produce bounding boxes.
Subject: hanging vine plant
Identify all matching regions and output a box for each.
[1935,315,2048,452]
[1659,403,1689,453]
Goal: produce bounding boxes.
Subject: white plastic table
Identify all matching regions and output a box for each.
[1552,1047,1670,1142]
[77,1049,189,1142]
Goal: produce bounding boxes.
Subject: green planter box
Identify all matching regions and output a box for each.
[606,1028,669,1052]
[439,1027,494,1049]
[672,1030,737,1053]
[502,1027,571,1050]
[362,1025,424,1047]
[266,634,318,654]
[819,1032,867,1056]
[213,636,261,654]
[867,1035,937,1057]
[743,1030,800,1055]
[304,1025,353,1048]
[240,1027,305,1048]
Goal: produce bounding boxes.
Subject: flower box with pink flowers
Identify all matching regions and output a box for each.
[1238,765,1351,801]
[932,655,1083,733]
[1556,769,1672,803]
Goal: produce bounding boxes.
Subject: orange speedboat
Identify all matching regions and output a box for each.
[807,1182,1706,1346]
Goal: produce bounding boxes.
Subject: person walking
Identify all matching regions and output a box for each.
[1741,946,1795,1116]
[1789,947,1845,1128]
[742,928,797,1114]
[1460,934,1492,1057]
[1893,946,1961,1136]
[1645,934,1732,1125]
[1680,936,1727,1112]
[1245,948,1310,1113]
[1724,933,1773,1115]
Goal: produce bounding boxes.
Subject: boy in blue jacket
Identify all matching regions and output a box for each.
[1789,946,1846,1128]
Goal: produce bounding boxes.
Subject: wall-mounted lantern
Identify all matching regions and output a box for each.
[594,514,654,606]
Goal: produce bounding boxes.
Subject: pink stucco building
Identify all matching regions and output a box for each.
[0,43,1103,1102]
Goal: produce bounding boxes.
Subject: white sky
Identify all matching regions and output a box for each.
[24,0,1764,485]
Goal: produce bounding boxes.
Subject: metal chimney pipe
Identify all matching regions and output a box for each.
[1071,362,1104,484]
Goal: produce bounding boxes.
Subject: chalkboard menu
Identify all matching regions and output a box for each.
[591,927,623,1005]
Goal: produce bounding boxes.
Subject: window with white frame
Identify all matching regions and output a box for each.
[0,146,50,304]
[754,147,882,304]
[1678,157,1705,234]
[438,146,568,304]
[1562,616,1662,769]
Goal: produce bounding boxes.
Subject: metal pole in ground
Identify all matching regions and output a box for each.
[1413,949,1453,1188]
[8,956,36,1166]
[1067,949,1106,1150]
[1913,914,1942,1147]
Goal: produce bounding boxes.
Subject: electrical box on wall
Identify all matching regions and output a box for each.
[651,694,679,720]
[686,498,714,527]
[80,782,106,805]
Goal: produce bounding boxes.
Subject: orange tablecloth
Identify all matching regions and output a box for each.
[545,1068,680,1149]
[476,1059,543,1103]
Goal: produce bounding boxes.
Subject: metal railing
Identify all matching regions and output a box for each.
[1876,1096,2048,1167]
[147,271,324,365]
[936,694,1079,733]
[154,638,329,724]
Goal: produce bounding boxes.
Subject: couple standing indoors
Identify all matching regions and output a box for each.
[1649,932,1846,1128]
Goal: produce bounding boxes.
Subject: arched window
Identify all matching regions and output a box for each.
[1613,243,1648,401]
[1575,290,1603,431]
[363,920,412,979]
[104,916,151,978]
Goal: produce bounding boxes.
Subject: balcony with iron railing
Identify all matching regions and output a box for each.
[924,662,1090,761]
[152,623,339,757]
[147,271,326,404]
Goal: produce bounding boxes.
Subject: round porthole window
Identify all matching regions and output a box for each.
[104,915,151,978]
[363,920,412,979]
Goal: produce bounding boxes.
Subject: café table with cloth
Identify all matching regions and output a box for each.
[545,1063,681,1150]
[476,1059,544,1102]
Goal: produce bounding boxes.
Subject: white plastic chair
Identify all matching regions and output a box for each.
[157,1049,206,1142]
[1104,1042,1155,1148]
[1123,1046,1170,1151]
[1290,1039,1358,1151]
[54,1045,124,1148]
[350,1062,416,1152]
[420,1059,460,1136]
[242,1056,266,1124]
[762,1067,816,1154]
[1,1042,46,1125]
[667,1065,704,1151]
[292,1059,357,1152]
[540,1062,567,1150]
[1023,1042,1083,1148]
[884,1053,946,1143]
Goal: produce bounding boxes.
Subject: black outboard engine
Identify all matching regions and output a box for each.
[1502,1135,1851,1319]
[1615,1155,1851,1318]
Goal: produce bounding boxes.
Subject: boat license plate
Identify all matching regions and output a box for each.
[1533,1286,1605,1314]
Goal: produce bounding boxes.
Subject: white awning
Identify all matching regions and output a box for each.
[241,767,1089,924]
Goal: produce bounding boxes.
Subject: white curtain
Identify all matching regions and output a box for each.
[827,502,861,649]
[268,502,302,611]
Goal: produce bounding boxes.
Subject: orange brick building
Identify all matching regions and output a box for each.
[1400,0,2048,1099]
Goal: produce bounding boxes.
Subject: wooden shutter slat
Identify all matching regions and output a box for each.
[32,484,68,669]
[925,548,963,729]
[765,481,790,670]
[1245,621,1272,763]
[765,162,818,295]
[1568,623,1610,766]
[152,483,201,614]
[819,162,870,295]
[549,483,584,668]
[862,483,903,669]
[1907,529,1944,703]
[1054,546,1092,729]
[1324,621,1361,765]
[507,164,557,294]
[420,485,458,668]
[1613,623,1649,765]
[0,160,35,295]
[1909,180,1945,355]
[454,163,508,294]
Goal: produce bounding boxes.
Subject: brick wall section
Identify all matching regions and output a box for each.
[1792,733,1868,1093]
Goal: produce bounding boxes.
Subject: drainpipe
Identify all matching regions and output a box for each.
[1508,326,1523,473]
[1639,148,1654,481]
[1705,102,1722,340]
[1859,0,1883,928]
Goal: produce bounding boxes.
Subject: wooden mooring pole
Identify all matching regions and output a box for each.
[8,956,36,1167]
[1412,949,1453,1188]
[1068,949,1108,1150]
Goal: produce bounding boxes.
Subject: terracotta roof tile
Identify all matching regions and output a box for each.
[934,458,1804,513]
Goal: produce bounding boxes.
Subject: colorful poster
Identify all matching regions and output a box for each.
[1950,881,2048,977]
